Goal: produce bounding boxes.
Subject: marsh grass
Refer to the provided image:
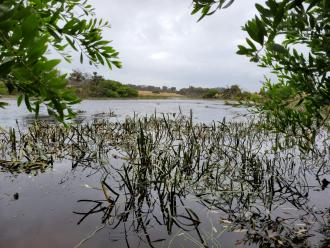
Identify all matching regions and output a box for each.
[0,113,329,247]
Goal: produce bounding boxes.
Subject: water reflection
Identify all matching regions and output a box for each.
[0,114,329,247]
[0,99,249,128]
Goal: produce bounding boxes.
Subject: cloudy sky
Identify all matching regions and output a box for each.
[60,0,271,91]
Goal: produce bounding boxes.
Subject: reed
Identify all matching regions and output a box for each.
[0,113,329,247]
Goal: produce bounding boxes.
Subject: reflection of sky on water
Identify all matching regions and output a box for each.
[0,99,250,128]
[0,99,329,248]
[0,99,251,247]
[0,161,248,248]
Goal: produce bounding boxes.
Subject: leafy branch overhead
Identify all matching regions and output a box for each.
[0,0,121,121]
[192,0,235,21]
[192,0,330,134]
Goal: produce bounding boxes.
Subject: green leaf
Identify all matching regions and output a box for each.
[244,19,261,45]
[273,1,286,29]
[17,95,23,106]
[24,95,32,112]
[191,5,203,15]
[80,52,83,63]
[27,37,48,63]
[223,0,235,9]
[22,14,39,43]
[0,60,14,77]
[255,17,266,45]
[246,38,257,51]
[269,43,287,54]
[0,101,9,109]
[48,77,67,89]
[42,59,61,71]
[112,60,122,69]
[236,45,250,55]
[65,36,78,51]
[35,102,40,118]
[255,3,270,16]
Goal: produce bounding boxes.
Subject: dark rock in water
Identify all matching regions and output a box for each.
[321,179,330,190]
[13,193,19,200]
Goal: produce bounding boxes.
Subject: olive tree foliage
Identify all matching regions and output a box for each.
[191,0,236,21]
[0,0,121,121]
[192,0,330,137]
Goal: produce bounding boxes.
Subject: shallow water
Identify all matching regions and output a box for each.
[0,100,329,248]
[0,99,248,128]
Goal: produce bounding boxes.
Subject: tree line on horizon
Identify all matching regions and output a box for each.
[66,70,259,100]
[1,69,255,100]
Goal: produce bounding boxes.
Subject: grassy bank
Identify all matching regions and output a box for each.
[137,90,186,98]
[0,80,259,104]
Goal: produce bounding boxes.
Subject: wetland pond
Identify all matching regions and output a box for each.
[0,99,329,248]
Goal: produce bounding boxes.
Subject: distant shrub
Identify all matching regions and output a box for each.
[79,79,138,98]
[105,89,120,98]
[179,86,209,97]
[203,89,219,98]
[221,85,242,99]
[119,86,138,97]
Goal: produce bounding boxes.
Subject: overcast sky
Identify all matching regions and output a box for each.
[59,0,270,91]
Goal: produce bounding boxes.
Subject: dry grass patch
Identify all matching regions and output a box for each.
[138,90,184,98]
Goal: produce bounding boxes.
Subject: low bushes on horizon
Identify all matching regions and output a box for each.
[74,80,138,98]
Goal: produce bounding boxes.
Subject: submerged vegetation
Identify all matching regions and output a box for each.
[0,113,329,247]
[0,0,329,247]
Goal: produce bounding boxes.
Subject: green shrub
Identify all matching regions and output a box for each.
[105,89,120,98]
[221,85,242,99]
[77,79,138,98]
[0,82,8,95]
[203,89,219,98]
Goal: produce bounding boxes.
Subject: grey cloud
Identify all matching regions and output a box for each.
[59,0,271,91]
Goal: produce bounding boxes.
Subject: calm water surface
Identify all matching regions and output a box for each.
[0,99,328,248]
[0,99,248,128]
